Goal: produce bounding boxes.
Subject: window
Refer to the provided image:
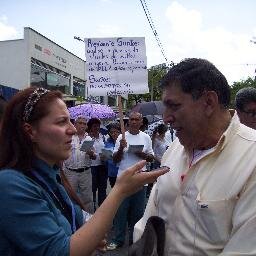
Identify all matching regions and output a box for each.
[73,77,85,98]
[30,62,70,94]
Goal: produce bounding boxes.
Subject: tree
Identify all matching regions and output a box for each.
[230,77,256,107]
[126,63,170,110]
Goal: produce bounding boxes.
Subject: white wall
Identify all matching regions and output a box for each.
[0,39,30,90]
[25,27,85,80]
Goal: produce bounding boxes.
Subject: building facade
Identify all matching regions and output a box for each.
[0,27,126,110]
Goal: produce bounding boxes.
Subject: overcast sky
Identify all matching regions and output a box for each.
[1,0,256,84]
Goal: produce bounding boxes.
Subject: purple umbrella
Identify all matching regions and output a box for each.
[68,103,116,120]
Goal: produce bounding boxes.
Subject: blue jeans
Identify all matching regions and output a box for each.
[112,187,146,245]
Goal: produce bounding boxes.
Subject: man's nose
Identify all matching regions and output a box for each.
[163,109,175,124]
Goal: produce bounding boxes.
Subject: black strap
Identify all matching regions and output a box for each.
[27,172,75,230]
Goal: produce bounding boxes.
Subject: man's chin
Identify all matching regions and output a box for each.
[177,137,193,149]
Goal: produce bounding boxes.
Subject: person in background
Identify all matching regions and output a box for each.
[152,123,168,168]
[104,122,121,188]
[235,87,256,129]
[134,58,256,255]
[164,126,176,145]
[0,87,169,256]
[87,118,108,209]
[63,116,96,213]
[107,112,154,250]
[145,123,168,198]
[140,116,149,132]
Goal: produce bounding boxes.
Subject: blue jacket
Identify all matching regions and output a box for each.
[0,159,83,256]
[104,139,119,177]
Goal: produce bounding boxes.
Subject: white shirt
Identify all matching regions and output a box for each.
[63,134,92,169]
[114,131,154,176]
[134,112,256,255]
[91,134,105,166]
[153,137,168,161]
[164,129,176,145]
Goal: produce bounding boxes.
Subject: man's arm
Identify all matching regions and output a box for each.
[113,138,127,163]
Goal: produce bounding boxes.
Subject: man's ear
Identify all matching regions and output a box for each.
[23,123,37,142]
[203,91,218,116]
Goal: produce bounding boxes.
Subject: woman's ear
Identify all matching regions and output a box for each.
[23,123,37,142]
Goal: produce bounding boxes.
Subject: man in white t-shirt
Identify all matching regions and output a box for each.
[63,117,96,213]
[107,112,154,250]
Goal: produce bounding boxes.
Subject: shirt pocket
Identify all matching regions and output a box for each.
[196,194,237,244]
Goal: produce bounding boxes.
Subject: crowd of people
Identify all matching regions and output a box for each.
[0,57,256,255]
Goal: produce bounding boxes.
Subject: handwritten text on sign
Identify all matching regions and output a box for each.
[85,37,148,96]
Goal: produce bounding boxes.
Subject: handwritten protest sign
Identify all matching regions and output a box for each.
[85,37,148,96]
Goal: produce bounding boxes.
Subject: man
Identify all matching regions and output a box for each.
[107,112,154,250]
[134,58,256,255]
[235,87,256,129]
[63,117,96,213]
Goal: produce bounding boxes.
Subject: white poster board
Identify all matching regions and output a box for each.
[85,37,148,96]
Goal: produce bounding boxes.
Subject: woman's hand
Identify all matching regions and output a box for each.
[112,160,169,199]
[96,237,107,253]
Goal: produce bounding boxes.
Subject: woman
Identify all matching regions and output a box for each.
[152,123,169,168]
[87,118,108,208]
[104,122,121,188]
[0,87,169,256]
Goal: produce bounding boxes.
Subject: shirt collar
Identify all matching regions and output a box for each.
[32,158,60,182]
[213,110,240,153]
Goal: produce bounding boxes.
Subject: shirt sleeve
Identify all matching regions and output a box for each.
[0,170,71,256]
[218,167,256,255]
[113,134,122,153]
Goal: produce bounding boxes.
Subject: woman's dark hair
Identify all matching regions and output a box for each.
[152,123,168,136]
[107,122,121,141]
[87,118,101,132]
[107,122,121,133]
[0,87,62,172]
[157,124,168,135]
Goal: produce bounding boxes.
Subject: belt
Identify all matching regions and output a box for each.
[68,167,90,173]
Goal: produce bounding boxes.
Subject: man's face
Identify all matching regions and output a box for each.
[128,113,143,134]
[162,84,209,150]
[237,101,256,129]
[75,117,87,134]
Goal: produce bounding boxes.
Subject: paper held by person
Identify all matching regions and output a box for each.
[101,148,113,159]
[128,145,144,153]
[80,140,94,152]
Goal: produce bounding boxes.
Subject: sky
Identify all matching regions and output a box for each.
[1,0,256,85]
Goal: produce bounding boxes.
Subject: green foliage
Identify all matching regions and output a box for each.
[127,63,170,109]
[230,77,256,107]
